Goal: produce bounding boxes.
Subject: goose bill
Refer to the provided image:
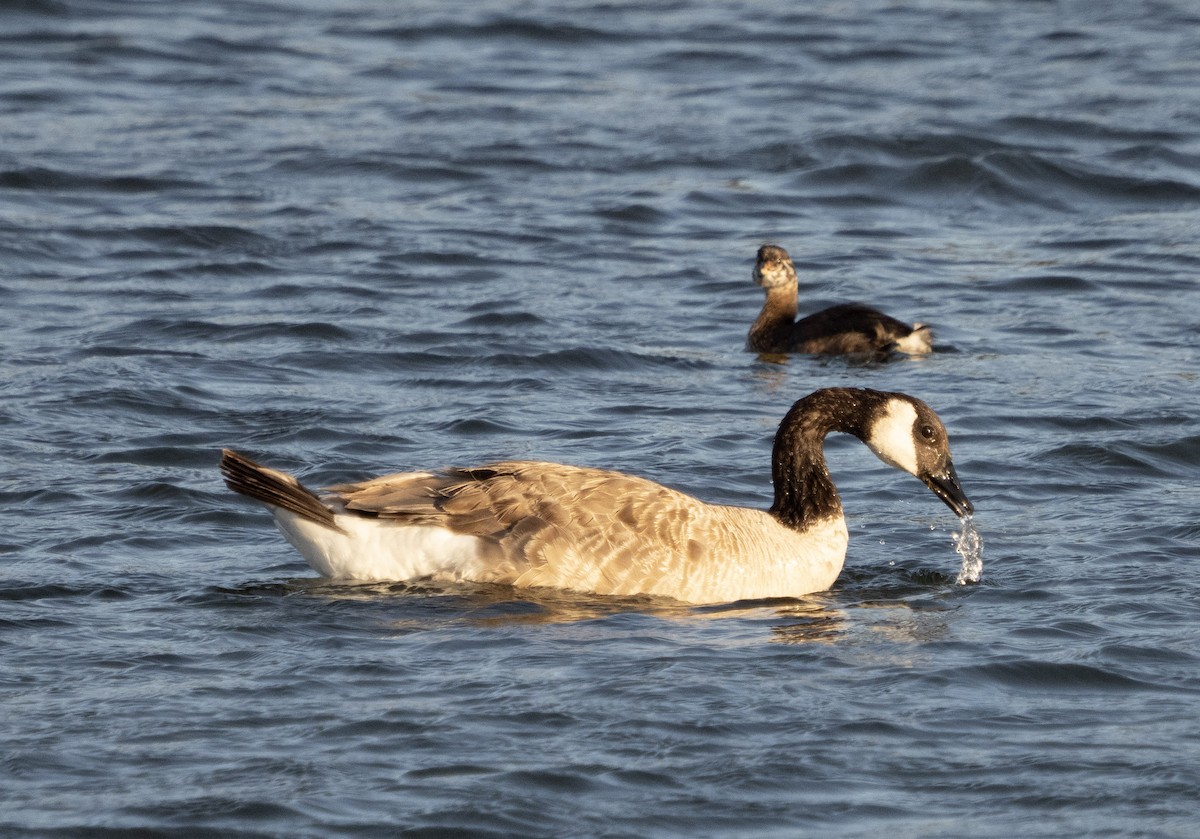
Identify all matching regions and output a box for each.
[921,463,973,518]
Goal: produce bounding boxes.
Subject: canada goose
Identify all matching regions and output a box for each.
[748,244,933,358]
[220,387,971,605]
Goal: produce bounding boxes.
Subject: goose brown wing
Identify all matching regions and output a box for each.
[325,461,735,594]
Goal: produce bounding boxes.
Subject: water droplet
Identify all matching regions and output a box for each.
[953,514,984,585]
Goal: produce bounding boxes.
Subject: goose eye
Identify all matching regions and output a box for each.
[919,424,936,441]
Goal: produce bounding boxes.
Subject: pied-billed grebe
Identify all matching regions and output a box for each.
[748,244,933,358]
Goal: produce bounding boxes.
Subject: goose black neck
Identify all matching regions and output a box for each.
[769,388,890,530]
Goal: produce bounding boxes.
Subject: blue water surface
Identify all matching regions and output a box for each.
[2,1,1199,837]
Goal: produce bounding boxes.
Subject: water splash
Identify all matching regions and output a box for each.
[953,514,984,585]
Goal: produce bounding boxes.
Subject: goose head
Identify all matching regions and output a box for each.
[753,244,798,291]
[864,395,973,518]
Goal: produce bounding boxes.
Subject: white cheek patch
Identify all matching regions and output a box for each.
[867,399,920,475]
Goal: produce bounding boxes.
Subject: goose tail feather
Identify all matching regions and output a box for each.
[220,449,343,533]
